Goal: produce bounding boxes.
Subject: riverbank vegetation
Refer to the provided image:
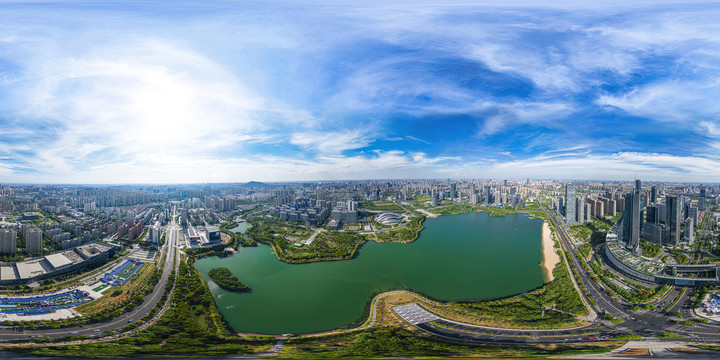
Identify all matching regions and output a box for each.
[430,255,588,329]
[434,204,478,215]
[373,215,425,243]
[245,217,366,263]
[9,258,274,358]
[208,267,249,291]
[219,221,256,247]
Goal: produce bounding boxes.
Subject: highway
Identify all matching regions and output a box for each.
[0,208,180,342]
[393,204,720,345]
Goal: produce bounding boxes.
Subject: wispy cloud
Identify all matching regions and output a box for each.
[0,2,719,182]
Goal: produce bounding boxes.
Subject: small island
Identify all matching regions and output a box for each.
[207,267,250,291]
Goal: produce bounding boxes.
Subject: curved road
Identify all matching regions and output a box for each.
[393,204,720,345]
[0,209,180,342]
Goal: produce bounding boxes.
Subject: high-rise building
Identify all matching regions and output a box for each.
[665,195,681,246]
[557,196,564,215]
[646,205,659,224]
[25,226,42,253]
[180,208,188,226]
[449,183,457,199]
[685,205,698,227]
[483,186,490,204]
[651,186,658,204]
[620,180,641,253]
[576,197,585,223]
[656,203,666,224]
[584,203,592,222]
[0,227,17,254]
[151,221,162,244]
[642,222,663,244]
[564,185,576,224]
[685,218,694,244]
[699,188,707,211]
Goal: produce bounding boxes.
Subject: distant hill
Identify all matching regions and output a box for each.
[242,181,271,188]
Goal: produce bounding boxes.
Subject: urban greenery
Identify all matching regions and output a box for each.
[285,326,621,358]
[207,267,249,291]
[449,256,587,329]
[374,215,425,243]
[640,240,662,258]
[11,258,274,358]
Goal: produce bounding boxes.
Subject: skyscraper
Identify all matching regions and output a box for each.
[585,203,592,222]
[576,197,585,223]
[646,205,659,224]
[620,180,641,253]
[564,185,576,224]
[685,218,694,245]
[665,195,681,246]
[651,186,658,204]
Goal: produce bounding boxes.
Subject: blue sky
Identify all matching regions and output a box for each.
[1,1,719,183]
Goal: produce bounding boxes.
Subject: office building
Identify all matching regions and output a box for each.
[646,205,659,224]
[576,197,585,223]
[685,218,694,245]
[665,195,681,246]
[564,185,576,224]
[651,186,658,204]
[180,208,188,226]
[642,222,664,244]
[620,179,641,253]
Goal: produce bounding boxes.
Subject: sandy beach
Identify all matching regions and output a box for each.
[417,209,440,218]
[541,221,560,282]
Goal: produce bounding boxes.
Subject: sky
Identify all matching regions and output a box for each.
[1,1,720,183]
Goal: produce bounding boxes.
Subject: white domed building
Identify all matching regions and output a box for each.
[375,212,405,225]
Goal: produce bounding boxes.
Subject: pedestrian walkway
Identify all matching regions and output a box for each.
[393,303,440,325]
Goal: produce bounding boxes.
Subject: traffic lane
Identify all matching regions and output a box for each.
[0,226,179,340]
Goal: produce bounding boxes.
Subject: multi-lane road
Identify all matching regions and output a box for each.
[0,208,180,342]
[394,204,720,345]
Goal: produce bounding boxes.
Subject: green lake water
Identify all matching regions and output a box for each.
[194,212,546,335]
[229,221,251,233]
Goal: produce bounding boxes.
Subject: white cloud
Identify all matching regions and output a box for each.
[476,102,572,136]
[3,150,458,183]
[290,129,375,153]
[484,152,720,181]
[596,79,720,122]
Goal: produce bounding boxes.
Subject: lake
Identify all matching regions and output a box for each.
[194,211,545,334]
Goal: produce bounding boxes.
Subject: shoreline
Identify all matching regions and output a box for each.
[541,221,560,282]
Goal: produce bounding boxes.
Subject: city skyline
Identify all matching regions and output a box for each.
[1,1,720,183]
